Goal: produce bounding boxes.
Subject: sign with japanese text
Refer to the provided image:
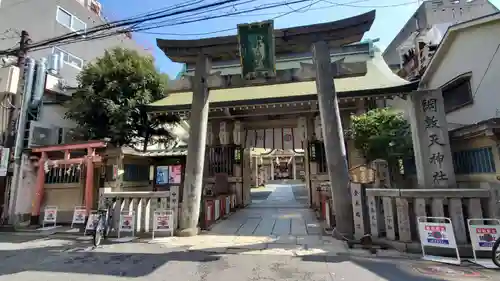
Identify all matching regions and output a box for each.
[43,206,58,224]
[418,222,457,248]
[119,212,134,232]
[469,224,500,250]
[153,210,173,232]
[71,206,87,225]
[467,219,500,268]
[350,182,365,239]
[156,166,169,185]
[169,185,179,207]
[410,89,456,188]
[237,20,275,79]
[168,165,182,184]
[349,164,375,184]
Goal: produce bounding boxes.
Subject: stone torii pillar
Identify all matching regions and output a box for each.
[312,41,354,238]
[178,54,211,236]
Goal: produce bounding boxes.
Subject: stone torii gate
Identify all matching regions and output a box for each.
[153,10,458,238]
[156,11,377,237]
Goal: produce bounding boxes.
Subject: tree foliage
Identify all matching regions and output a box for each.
[65,47,178,147]
[348,108,413,163]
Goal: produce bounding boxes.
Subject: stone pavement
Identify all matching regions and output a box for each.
[0,183,499,280]
[0,231,499,280]
[150,184,401,258]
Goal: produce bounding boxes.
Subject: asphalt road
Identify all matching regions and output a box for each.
[0,233,499,281]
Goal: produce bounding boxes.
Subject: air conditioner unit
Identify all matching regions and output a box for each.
[60,127,75,144]
[0,66,20,95]
[28,121,57,147]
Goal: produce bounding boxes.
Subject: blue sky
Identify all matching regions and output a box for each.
[99,0,500,77]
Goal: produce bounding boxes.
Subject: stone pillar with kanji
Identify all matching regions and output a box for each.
[408,89,456,188]
[232,120,244,207]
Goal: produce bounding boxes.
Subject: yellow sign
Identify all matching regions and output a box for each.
[349,165,375,184]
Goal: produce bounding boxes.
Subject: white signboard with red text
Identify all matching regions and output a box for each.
[42,206,58,228]
[152,209,174,239]
[71,206,87,228]
[118,211,135,238]
[467,218,500,268]
[417,217,460,265]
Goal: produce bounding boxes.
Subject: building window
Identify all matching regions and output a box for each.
[441,73,473,113]
[453,147,496,174]
[52,47,84,69]
[56,7,87,33]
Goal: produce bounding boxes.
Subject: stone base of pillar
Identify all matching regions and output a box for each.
[30,215,40,226]
[175,227,200,237]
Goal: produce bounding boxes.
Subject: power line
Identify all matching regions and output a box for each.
[127,0,206,29]
[131,0,347,32]
[131,0,256,31]
[20,0,318,54]
[322,0,418,8]
[4,0,419,55]
[30,0,244,49]
[0,0,247,56]
[156,0,417,26]
[138,0,367,36]
[138,0,417,36]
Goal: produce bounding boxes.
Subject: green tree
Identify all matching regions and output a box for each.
[65,47,177,147]
[348,108,413,165]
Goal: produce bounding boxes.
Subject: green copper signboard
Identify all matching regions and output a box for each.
[237,20,276,79]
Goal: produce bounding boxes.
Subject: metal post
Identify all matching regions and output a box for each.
[8,57,36,225]
[312,41,354,238]
[178,54,210,236]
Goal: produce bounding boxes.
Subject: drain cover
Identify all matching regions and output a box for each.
[411,264,489,279]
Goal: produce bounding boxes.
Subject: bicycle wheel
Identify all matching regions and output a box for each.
[492,237,500,268]
[93,218,105,247]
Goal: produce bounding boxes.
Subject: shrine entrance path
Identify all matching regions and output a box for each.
[206,183,329,249]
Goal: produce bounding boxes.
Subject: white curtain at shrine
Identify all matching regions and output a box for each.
[244,127,303,149]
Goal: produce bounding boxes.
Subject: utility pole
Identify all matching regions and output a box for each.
[8,57,36,225]
[1,30,31,224]
[312,41,354,238]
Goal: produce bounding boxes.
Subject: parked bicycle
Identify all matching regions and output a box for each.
[93,198,116,247]
[492,236,500,268]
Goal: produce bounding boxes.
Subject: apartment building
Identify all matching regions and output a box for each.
[0,0,148,147]
[382,0,498,80]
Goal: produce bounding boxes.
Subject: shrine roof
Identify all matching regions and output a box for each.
[157,10,376,64]
[148,51,418,112]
